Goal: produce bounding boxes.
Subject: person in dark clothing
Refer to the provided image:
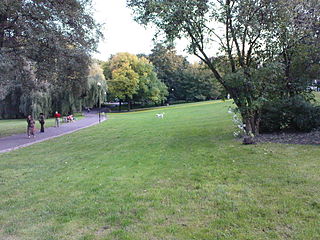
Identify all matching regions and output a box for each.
[39,113,45,133]
[27,115,35,138]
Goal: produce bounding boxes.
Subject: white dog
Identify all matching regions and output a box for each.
[156,112,165,119]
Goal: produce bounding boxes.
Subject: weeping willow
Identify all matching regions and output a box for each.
[83,62,107,108]
[0,61,107,119]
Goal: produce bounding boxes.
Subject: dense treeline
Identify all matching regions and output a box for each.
[102,47,224,110]
[0,2,223,118]
[148,44,224,102]
[0,0,102,119]
[2,0,319,136]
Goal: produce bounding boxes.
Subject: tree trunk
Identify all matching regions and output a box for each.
[118,100,122,112]
[125,96,131,111]
[230,89,261,136]
[241,111,260,144]
[243,111,260,136]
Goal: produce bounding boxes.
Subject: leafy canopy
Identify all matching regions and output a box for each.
[0,0,102,117]
[104,52,168,105]
[128,0,320,134]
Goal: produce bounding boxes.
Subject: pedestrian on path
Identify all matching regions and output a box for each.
[26,115,35,138]
[1,111,105,154]
[39,113,45,133]
[54,111,61,127]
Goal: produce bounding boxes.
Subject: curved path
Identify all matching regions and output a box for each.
[0,112,106,154]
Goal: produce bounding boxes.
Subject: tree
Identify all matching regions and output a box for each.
[128,0,319,135]
[178,63,224,101]
[133,56,168,105]
[106,53,140,111]
[148,44,189,101]
[83,61,107,109]
[148,44,223,102]
[256,0,320,133]
[0,0,101,118]
[272,0,320,98]
[104,52,168,111]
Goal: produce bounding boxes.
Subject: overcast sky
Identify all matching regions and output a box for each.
[92,0,198,62]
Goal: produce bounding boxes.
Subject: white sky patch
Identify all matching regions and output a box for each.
[92,0,199,63]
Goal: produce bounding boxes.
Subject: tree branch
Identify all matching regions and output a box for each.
[225,0,236,72]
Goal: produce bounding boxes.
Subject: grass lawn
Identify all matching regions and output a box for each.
[0,101,319,240]
[313,91,320,103]
[0,113,84,138]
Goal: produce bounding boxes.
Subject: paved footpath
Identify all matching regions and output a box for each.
[0,112,106,154]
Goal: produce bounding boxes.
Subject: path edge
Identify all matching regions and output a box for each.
[0,118,106,154]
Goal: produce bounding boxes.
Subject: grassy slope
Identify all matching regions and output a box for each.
[0,101,319,240]
[314,91,320,103]
[0,114,84,138]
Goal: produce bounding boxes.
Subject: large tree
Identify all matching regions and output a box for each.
[105,52,168,111]
[82,61,107,110]
[148,44,188,101]
[178,63,224,101]
[0,0,101,118]
[273,0,320,97]
[133,56,168,105]
[128,0,319,135]
[106,53,140,111]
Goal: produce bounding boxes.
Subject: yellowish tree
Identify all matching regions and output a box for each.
[106,52,168,110]
[107,53,140,110]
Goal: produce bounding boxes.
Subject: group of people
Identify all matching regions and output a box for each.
[26,113,45,138]
[26,111,65,138]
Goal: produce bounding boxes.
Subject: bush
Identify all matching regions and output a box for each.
[260,96,320,133]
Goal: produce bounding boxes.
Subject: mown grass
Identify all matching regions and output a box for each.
[313,91,320,103]
[0,101,319,240]
[0,113,84,138]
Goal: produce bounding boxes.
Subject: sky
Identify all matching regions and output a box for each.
[92,0,197,62]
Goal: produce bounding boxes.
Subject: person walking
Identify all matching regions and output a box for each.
[26,115,35,138]
[54,111,61,127]
[39,113,45,133]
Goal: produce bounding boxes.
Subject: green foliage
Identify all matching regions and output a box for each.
[0,0,102,118]
[314,92,320,104]
[176,63,224,101]
[106,53,140,103]
[148,44,223,102]
[0,60,107,119]
[128,0,320,134]
[148,44,188,100]
[133,57,168,104]
[260,96,320,133]
[83,62,107,108]
[104,52,168,107]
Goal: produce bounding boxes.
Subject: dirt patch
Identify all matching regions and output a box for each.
[255,130,320,145]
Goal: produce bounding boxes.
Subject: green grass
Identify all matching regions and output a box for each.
[313,91,320,104]
[0,113,84,138]
[0,101,319,240]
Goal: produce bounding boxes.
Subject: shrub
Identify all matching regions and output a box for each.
[260,96,320,133]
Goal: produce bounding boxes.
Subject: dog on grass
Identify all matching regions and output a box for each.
[156,113,165,119]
